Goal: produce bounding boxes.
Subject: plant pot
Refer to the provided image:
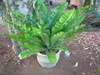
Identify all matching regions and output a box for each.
[37,50,61,68]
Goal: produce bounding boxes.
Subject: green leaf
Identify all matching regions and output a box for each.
[55,45,68,51]
[48,2,68,28]
[65,29,75,37]
[74,26,80,32]
[50,32,66,47]
[38,24,48,30]
[40,18,45,24]
[21,43,43,50]
[32,7,37,20]
[6,20,21,28]
[72,15,85,28]
[9,33,26,42]
[25,33,30,39]
[52,9,75,35]
[10,33,18,40]
[35,0,45,17]
[32,27,42,36]
[19,49,41,59]
[12,12,25,17]
[46,50,56,64]
[12,12,25,20]
[41,33,50,47]
[21,43,30,48]
[28,37,43,47]
[59,9,75,23]
[78,6,89,14]
[42,7,51,24]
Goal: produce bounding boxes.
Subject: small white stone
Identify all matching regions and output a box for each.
[3,36,5,38]
[7,45,10,47]
[90,62,92,66]
[73,62,79,67]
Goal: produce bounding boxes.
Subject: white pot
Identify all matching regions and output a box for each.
[37,50,61,68]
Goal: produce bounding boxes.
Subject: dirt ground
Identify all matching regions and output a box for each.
[0,14,100,75]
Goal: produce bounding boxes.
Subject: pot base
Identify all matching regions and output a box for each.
[37,50,61,68]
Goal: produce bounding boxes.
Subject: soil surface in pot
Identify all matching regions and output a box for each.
[40,50,59,55]
[0,12,100,75]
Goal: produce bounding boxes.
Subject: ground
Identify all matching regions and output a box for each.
[0,14,100,75]
[0,1,100,74]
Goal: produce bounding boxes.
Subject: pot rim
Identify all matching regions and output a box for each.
[37,50,61,56]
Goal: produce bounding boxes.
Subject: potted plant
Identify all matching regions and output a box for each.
[5,0,87,68]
